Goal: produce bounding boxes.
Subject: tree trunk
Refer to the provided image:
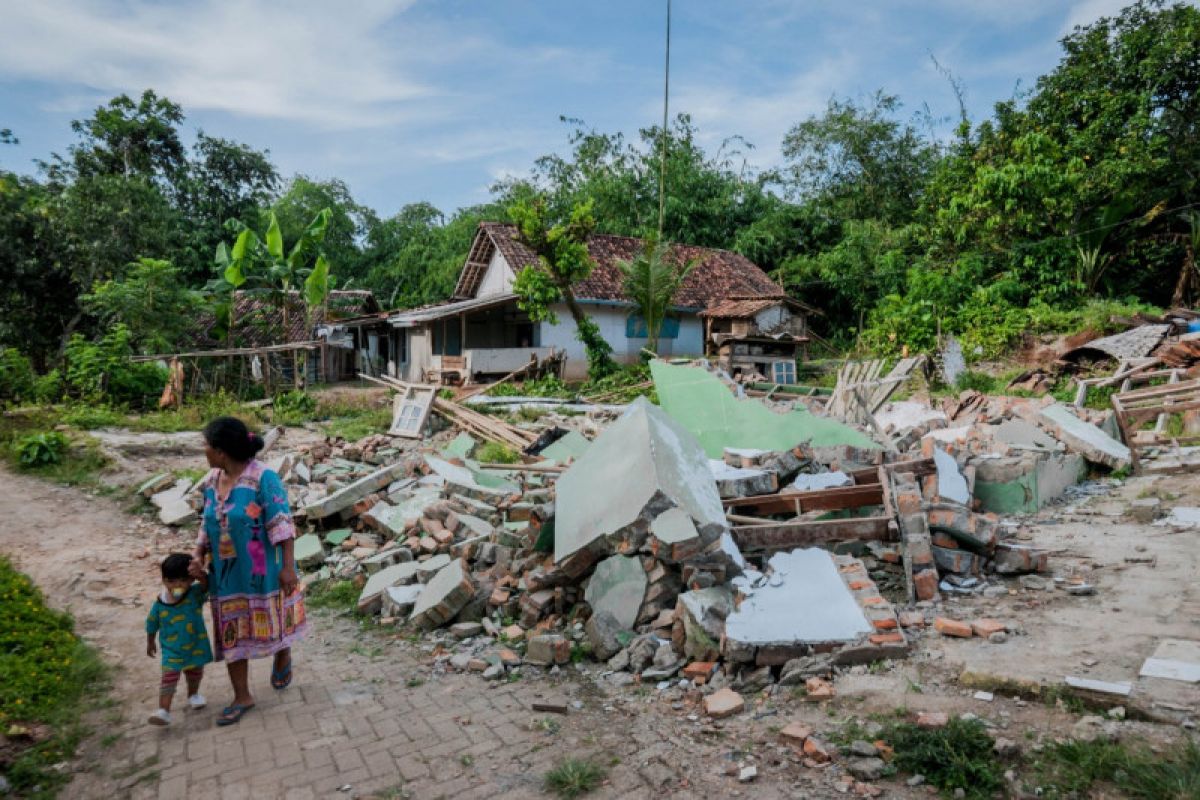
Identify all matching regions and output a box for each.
[1170,247,1195,308]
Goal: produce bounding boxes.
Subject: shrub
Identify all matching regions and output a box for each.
[544,757,608,799]
[0,347,36,404]
[32,369,64,404]
[477,441,520,464]
[273,390,318,424]
[15,431,69,468]
[60,405,128,430]
[64,324,166,409]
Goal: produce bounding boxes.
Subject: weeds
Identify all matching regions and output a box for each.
[306,580,359,612]
[543,757,607,799]
[884,717,1003,799]
[1030,738,1200,799]
[476,441,520,464]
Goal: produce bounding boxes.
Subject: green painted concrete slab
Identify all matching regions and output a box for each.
[650,361,879,458]
[441,433,477,460]
[540,431,592,464]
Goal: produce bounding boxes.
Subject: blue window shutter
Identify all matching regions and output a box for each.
[626,314,680,339]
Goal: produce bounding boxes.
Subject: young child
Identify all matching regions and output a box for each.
[145,553,214,726]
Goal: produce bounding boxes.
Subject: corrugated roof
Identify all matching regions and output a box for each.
[469,223,784,308]
[389,293,520,326]
[1063,324,1172,362]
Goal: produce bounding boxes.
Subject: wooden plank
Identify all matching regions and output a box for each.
[723,483,884,515]
[732,515,892,552]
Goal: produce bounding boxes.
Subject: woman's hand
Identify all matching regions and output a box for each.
[279,564,298,596]
[188,554,206,579]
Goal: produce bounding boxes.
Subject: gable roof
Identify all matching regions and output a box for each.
[454,222,784,308]
[699,295,816,319]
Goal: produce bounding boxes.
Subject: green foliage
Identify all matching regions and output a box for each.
[885,718,1003,798]
[59,405,129,430]
[272,390,317,423]
[1031,738,1200,799]
[63,324,166,408]
[488,374,572,399]
[15,431,68,467]
[32,371,64,404]
[954,370,1002,394]
[477,441,520,464]
[81,258,203,354]
[574,316,617,380]
[322,408,392,442]
[617,235,696,355]
[543,757,608,799]
[0,556,109,797]
[0,347,36,404]
[306,579,360,611]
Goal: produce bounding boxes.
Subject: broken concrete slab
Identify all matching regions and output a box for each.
[1064,676,1132,697]
[137,472,175,497]
[304,462,411,520]
[678,586,732,661]
[381,583,422,617]
[540,430,592,464]
[584,555,647,630]
[362,489,442,537]
[650,507,701,561]
[724,549,872,652]
[992,418,1061,451]
[788,471,852,492]
[409,558,476,630]
[1156,507,1200,529]
[708,459,777,499]
[650,361,879,458]
[584,610,628,661]
[441,432,477,460]
[424,456,517,503]
[1139,639,1200,683]
[933,447,970,505]
[356,553,451,614]
[973,452,1086,515]
[294,533,325,570]
[1038,404,1131,470]
[554,397,729,564]
[876,401,947,433]
[158,497,197,527]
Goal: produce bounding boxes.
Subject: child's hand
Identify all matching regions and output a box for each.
[187,557,205,580]
[147,638,157,658]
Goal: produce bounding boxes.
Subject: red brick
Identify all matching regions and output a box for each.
[805,677,836,699]
[682,662,717,681]
[703,687,745,719]
[869,632,905,645]
[913,570,939,601]
[870,617,898,631]
[933,617,973,638]
[779,722,811,746]
[971,618,1007,638]
[848,580,872,590]
[803,737,832,762]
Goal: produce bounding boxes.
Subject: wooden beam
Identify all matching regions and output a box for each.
[723,483,884,515]
[732,515,892,552]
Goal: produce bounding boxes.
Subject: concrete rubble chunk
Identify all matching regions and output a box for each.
[294,533,325,570]
[409,558,476,630]
[933,447,970,505]
[540,430,592,464]
[441,432,476,460]
[650,507,701,561]
[584,555,647,630]
[363,489,441,536]
[554,397,730,565]
[356,553,450,614]
[724,549,871,652]
[381,584,422,617]
[304,462,410,520]
[708,459,777,499]
[789,471,852,492]
[1037,405,1131,470]
[678,586,732,661]
[137,472,175,497]
[584,610,628,661]
[525,634,571,666]
[424,455,517,502]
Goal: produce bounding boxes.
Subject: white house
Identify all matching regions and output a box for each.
[387,222,789,382]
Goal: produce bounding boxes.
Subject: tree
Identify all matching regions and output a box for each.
[81,258,203,354]
[617,236,696,355]
[272,176,371,284]
[218,208,333,387]
[509,196,616,379]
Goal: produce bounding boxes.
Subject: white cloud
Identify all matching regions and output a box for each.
[0,0,443,128]
[1061,0,1134,33]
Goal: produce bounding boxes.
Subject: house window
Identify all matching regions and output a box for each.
[772,360,796,385]
[626,314,680,339]
[395,330,408,364]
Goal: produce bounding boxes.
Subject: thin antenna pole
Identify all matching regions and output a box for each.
[657,0,671,238]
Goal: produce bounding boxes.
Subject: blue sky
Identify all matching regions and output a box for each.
[0,0,1144,217]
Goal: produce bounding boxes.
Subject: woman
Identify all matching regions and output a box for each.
[190,416,306,726]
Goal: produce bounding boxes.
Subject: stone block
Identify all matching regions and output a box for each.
[703,687,744,719]
[525,634,571,666]
[584,611,627,661]
[409,558,476,630]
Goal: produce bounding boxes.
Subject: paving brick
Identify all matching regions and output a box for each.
[934,617,973,638]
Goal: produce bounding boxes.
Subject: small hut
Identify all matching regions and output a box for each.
[699,295,813,384]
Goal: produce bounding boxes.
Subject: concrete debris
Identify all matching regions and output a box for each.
[409,558,476,630]
[703,687,745,718]
[1037,405,1131,470]
[584,555,647,630]
[1139,639,1200,683]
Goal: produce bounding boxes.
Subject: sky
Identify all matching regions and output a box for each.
[0,0,1146,218]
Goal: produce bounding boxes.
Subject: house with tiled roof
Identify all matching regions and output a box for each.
[388,222,798,382]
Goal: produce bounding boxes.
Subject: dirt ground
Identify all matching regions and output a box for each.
[1,430,1198,799]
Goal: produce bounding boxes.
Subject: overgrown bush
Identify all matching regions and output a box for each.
[59,405,129,430]
[63,324,166,408]
[477,441,520,464]
[32,370,64,404]
[272,390,317,424]
[0,347,36,404]
[15,431,69,467]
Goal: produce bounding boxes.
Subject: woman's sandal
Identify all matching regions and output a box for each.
[270,657,292,690]
[216,703,255,726]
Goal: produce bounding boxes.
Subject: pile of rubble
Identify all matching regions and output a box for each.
[137,355,1154,707]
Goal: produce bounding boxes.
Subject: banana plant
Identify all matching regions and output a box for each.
[215,208,333,387]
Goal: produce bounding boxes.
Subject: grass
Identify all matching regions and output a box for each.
[882,717,1004,799]
[0,410,111,489]
[322,407,392,441]
[305,579,360,612]
[0,556,110,798]
[543,757,608,799]
[1030,738,1200,799]
[476,441,520,464]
